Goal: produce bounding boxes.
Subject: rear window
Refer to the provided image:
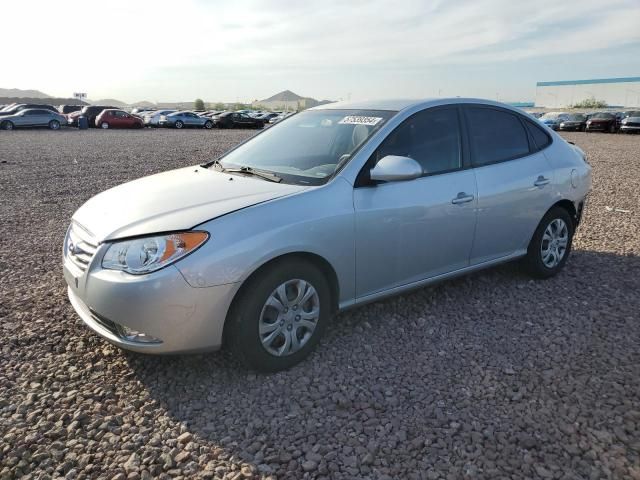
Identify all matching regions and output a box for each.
[466,107,530,166]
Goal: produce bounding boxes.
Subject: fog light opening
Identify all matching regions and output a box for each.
[117,325,163,344]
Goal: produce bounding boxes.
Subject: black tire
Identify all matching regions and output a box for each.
[204,120,213,129]
[49,120,60,130]
[1,121,14,130]
[523,206,574,279]
[225,259,332,372]
[175,120,184,129]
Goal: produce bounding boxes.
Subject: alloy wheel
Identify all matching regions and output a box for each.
[258,279,320,357]
[540,218,569,268]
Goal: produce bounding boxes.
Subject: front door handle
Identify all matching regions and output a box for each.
[451,192,474,205]
[534,175,550,187]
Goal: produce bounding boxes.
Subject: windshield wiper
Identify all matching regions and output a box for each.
[224,166,282,183]
[207,159,282,183]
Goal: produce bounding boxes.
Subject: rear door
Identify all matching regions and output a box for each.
[464,105,555,264]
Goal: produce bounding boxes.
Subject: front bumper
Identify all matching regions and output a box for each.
[620,125,640,132]
[64,258,239,354]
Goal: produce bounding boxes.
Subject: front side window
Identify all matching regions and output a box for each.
[372,107,462,175]
[214,109,396,185]
[466,107,530,166]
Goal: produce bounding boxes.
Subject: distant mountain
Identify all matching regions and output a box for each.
[0,97,88,107]
[261,90,304,103]
[254,90,335,109]
[0,88,51,99]
[89,98,129,107]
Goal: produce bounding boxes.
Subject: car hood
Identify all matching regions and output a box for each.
[541,118,558,123]
[624,116,640,122]
[72,166,308,242]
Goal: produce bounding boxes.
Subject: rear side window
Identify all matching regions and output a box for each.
[525,120,552,150]
[466,107,530,166]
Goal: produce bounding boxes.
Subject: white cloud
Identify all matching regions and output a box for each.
[2,0,639,101]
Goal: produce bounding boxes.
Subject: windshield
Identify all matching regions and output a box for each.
[214,109,396,185]
[541,113,564,120]
[567,114,586,121]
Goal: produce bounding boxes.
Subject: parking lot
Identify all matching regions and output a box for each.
[1,129,639,479]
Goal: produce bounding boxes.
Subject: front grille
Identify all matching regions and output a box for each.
[66,223,98,272]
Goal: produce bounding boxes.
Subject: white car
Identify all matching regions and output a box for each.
[143,110,177,127]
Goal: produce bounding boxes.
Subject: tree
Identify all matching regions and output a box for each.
[213,102,226,110]
[194,98,205,110]
[570,97,607,109]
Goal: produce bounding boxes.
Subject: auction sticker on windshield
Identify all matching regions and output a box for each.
[339,116,383,126]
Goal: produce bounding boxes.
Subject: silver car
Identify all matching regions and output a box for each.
[0,108,67,130]
[63,98,591,371]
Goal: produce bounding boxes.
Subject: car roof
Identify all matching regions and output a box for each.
[309,97,535,114]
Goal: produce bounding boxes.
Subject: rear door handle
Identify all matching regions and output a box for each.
[451,192,474,205]
[534,175,550,187]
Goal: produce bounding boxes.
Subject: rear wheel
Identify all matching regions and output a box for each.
[48,120,60,130]
[100,122,109,129]
[2,121,14,130]
[204,120,213,129]
[175,120,184,129]
[226,260,332,372]
[523,207,574,279]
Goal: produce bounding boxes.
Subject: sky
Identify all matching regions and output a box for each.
[4,0,640,103]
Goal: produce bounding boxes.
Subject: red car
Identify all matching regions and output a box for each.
[95,109,144,129]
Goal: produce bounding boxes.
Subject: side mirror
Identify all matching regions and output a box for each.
[370,155,423,182]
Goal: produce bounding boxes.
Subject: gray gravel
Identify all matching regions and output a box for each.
[1,129,639,479]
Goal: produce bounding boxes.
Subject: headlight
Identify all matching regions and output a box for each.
[102,231,208,274]
[621,118,628,124]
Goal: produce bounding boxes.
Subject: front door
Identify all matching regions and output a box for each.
[353,107,478,298]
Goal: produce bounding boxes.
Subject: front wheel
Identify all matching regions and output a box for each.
[522,207,574,279]
[2,121,14,130]
[226,260,332,372]
[49,120,60,130]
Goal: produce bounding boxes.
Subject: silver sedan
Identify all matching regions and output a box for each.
[0,108,67,130]
[63,98,591,371]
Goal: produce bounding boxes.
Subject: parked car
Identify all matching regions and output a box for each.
[158,111,214,129]
[143,109,178,127]
[213,112,265,129]
[0,108,67,130]
[585,112,617,133]
[558,113,587,132]
[95,109,144,129]
[256,112,279,122]
[68,105,117,127]
[539,112,569,130]
[0,103,58,117]
[63,98,591,371]
[619,111,640,133]
[58,105,83,114]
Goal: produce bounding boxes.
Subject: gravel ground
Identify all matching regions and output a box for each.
[1,129,639,480]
